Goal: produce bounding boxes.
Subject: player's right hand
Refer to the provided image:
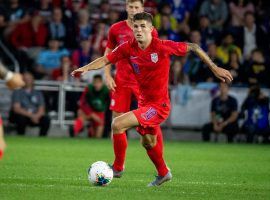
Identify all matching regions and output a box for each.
[105,75,116,92]
[71,69,85,78]
[6,73,25,90]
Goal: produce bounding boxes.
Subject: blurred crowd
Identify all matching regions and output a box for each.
[0,0,269,142]
[0,0,269,86]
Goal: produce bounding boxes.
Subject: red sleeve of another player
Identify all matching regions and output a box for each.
[106,42,130,64]
[162,40,188,56]
[106,26,116,49]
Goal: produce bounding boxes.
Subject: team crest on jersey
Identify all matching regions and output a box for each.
[150,53,158,63]
[141,107,157,120]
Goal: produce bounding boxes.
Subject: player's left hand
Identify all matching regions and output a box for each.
[6,73,25,90]
[213,67,233,83]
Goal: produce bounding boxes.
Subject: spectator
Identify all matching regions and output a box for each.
[199,0,228,31]
[35,0,53,23]
[169,58,185,86]
[237,11,268,60]
[51,55,76,81]
[0,8,8,38]
[51,55,80,115]
[89,0,110,23]
[48,7,66,45]
[165,0,197,23]
[202,82,239,143]
[64,0,87,48]
[197,43,223,82]
[217,32,242,64]
[10,12,48,58]
[244,49,269,87]
[35,38,69,79]
[70,74,110,138]
[240,84,270,143]
[91,22,108,55]
[10,72,50,136]
[224,50,245,85]
[153,3,178,32]
[76,9,92,41]
[229,0,254,27]
[144,0,158,16]
[71,38,92,68]
[107,9,120,25]
[158,14,180,41]
[199,15,219,46]
[189,30,206,50]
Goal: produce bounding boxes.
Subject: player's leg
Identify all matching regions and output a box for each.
[141,127,171,186]
[0,116,6,159]
[110,87,132,176]
[111,111,139,174]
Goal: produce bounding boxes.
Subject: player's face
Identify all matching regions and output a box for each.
[126,1,144,20]
[133,20,153,43]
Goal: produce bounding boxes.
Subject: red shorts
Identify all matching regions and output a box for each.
[0,115,2,126]
[133,103,170,136]
[80,105,105,127]
[110,85,140,113]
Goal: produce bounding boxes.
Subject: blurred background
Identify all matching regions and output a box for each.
[0,0,269,143]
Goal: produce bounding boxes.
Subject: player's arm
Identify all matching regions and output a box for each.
[187,43,233,82]
[0,62,25,89]
[71,56,110,77]
[104,47,116,91]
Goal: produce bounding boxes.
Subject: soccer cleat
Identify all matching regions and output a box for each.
[109,164,124,178]
[147,171,172,187]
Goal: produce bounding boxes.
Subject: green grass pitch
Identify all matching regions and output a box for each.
[0,136,270,200]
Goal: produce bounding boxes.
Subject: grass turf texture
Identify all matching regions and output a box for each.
[0,136,269,200]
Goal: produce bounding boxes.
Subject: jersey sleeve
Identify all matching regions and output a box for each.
[161,40,188,56]
[106,26,117,49]
[106,42,130,64]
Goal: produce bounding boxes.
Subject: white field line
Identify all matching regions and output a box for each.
[0,176,244,187]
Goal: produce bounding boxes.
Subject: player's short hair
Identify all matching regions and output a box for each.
[93,74,103,81]
[126,0,144,5]
[133,12,153,24]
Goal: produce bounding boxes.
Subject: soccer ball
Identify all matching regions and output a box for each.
[88,161,113,186]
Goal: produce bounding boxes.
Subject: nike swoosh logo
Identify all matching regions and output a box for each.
[130,56,138,59]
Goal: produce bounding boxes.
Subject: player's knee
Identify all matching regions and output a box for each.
[141,140,156,150]
[111,118,123,133]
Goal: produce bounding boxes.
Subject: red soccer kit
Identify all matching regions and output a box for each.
[107,37,188,135]
[106,20,158,112]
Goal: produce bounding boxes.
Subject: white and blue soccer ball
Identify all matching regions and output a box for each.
[88,161,113,186]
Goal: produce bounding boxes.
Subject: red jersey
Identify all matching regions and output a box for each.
[107,37,188,105]
[106,20,158,87]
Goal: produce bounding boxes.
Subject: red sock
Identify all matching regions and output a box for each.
[113,133,127,171]
[146,127,169,176]
[0,149,3,159]
[73,118,83,135]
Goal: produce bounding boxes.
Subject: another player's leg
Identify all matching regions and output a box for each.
[141,127,172,187]
[111,111,139,177]
[0,116,6,159]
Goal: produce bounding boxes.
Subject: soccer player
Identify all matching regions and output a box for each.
[0,62,25,159]
[104,0,158,177]
[104,0,153,109]
[72,12,233,186]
